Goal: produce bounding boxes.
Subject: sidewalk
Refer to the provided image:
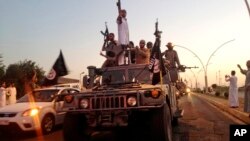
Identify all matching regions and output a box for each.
[192,92,250,124]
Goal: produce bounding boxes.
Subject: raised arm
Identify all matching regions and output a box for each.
[237,64,247,75]
[116,0,122,24]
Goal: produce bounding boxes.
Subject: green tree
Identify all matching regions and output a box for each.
[5,60,45,98]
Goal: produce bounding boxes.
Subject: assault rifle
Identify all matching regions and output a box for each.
[116,0,122,24]
[117,0,121,13]
[178,65,198,72]
[154,19,162,38]
[100,22,109,51]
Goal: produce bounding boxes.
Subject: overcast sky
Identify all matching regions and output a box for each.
[1,0,250,88]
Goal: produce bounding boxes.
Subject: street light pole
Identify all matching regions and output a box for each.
[175,39,235,93]
[174,45,206,91]
[204,39,235,93]
[244,0,250,18]
[190,69,202,90]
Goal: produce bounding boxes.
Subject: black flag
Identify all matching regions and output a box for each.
[43,50,68,86]
[148,37,166,85]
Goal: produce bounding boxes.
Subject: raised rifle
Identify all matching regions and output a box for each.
[152,19,162,57]
[116,0,122,24]
[100,22,109,51]
[154,19,162,38]
[117,0,121,13]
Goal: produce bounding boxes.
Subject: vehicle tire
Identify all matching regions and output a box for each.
[63,112,90,141]
[41,114,55,134]
[150,104,173,141]
[128,111,151,141]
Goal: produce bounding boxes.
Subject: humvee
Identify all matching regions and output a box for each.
[59,63,182,141]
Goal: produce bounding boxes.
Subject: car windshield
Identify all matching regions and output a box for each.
[17,89,59,102]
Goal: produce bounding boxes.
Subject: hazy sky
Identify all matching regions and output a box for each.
[1,0,250,88]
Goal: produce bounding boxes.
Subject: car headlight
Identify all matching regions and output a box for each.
[176,91,180,96]
[127,96,137,106]
[186,88,191,93]
[79,99,89,109]
[22,108,40,117]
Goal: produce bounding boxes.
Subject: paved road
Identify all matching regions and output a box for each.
[174,93,241,141]
[0,93,240,141]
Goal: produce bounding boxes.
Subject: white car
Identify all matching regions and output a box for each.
[0,87,80,134]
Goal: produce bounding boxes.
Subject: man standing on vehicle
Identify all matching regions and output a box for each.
[100,33,121,67]
[134,40,150,64]
[162,42,181,83]
[117,9,129,65]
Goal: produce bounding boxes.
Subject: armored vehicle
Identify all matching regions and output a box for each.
[59,63,183,141]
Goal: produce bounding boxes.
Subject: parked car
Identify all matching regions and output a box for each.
[0,87,80,134]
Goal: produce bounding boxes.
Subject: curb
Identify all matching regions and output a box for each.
[193,93,250,124]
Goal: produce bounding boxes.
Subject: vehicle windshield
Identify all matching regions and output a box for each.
[128,68,151,84]
[101,67,152,85]
[102,69,126,85]
[17,89,59,103]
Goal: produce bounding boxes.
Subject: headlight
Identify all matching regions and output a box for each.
[127,96,137,106]
[79,99,89,109]
[186,88,191,93]
[176,91,180,96]
[22,108,39,117]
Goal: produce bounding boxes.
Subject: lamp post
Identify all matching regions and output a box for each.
[244,0,250,18]
[175,39,235,93]
[189,69,201,90]
[204,39,235,93]
[174,45,206,91]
